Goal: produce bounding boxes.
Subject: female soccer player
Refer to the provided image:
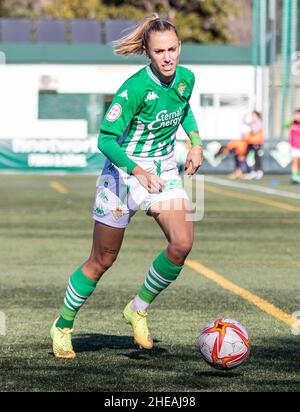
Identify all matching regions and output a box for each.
[50,14,203,359]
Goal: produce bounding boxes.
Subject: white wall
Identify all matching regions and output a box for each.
[0,63,262,140]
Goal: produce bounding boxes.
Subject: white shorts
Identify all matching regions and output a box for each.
[291,148,300,159]
[92,152,189,228]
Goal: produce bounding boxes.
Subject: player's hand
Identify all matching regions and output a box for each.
[185,146,203,176]
[132,166,165,194]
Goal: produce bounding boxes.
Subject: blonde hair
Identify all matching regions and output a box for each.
[113,14,178,56]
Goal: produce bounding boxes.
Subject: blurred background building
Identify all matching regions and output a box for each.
[0,0,299,173]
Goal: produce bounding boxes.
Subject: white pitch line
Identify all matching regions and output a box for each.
[204,176,300,200]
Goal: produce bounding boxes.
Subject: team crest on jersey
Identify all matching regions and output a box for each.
[112,208,124,220]
[118,90,128,101]
[106,103,122,122]
[178,83,186,96]
[145,91,159,102]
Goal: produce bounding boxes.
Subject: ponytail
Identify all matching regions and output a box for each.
[113,13,178,56]
[253,110,262,119]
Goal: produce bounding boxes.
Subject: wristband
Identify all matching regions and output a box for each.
[189,132,203,147]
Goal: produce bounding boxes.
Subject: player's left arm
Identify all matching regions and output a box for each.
[181,104,203,176]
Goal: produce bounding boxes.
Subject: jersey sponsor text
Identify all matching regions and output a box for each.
[148,108,183,130]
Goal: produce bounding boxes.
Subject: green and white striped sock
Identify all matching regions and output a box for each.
[56,266,97,329]
[134,250,183,308]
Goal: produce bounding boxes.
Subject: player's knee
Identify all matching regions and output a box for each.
[87,254,116,277]
[169,238,193,259]
[100,253,118,272]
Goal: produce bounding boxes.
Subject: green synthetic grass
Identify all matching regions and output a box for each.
[238,174,300,194]
[0,174,299,392]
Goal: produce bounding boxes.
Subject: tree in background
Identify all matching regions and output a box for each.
[0,0,244,44]
[0,0,41,17]
[41,0,145,20]
[103,0,237,43]
[102,0,239,43]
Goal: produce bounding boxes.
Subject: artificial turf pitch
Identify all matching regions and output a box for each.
[0,174,299,392]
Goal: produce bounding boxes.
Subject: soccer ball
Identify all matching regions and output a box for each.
[198,318,250,370]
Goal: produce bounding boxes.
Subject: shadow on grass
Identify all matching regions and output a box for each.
[194,371,243,378]
[72,333,165,354]
[121,347,168,360]
[72,333,168,360]
[73,333,136,352]
[0,336,299,392]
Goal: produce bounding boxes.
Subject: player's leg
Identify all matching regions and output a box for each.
[254,145,263,178]
[240,155,249,175]
[235,156,243,179]
[229,153,242,179]
[297,157,300,182]
[123,198,193,349]
[82,222,126,280]
[138,198,193,298]
[51,222,125,359]
[291,155,300,183]
[291,157,297,183]
[244,144,256,179]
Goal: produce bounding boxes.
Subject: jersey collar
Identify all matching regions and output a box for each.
[146,65,177,88]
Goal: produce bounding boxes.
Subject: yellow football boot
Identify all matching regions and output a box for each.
[50,318,76,359]
[123,301,153,350]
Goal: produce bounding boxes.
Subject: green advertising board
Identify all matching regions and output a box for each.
[0,137,293,174]
[0,137,105,173]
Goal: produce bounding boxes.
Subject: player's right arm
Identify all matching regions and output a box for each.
[98,79,141,174]
[98,78,164,193]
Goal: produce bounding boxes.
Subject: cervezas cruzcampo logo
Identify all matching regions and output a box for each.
[178,83,186,96]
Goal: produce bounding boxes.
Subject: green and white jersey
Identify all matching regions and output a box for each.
[100,65,198,159]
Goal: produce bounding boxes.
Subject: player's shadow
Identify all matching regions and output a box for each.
[193,371,242,378]
[121,346,168,360]
[72,333,134,352]
[72,333,167,358]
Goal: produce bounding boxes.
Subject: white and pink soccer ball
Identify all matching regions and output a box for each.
[199,318,250,370]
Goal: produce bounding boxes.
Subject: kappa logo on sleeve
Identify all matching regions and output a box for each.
[106,103,122,122]
[118,90,128,101]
